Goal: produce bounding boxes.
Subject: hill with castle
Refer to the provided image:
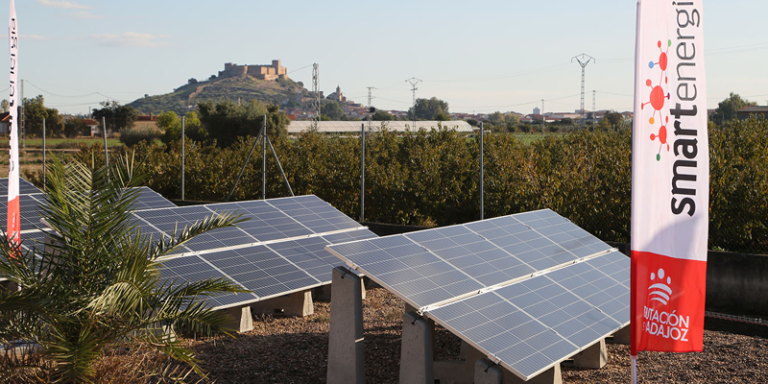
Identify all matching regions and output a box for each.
[128,60,307,115]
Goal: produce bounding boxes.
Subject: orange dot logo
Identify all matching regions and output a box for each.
[641,40,671,161]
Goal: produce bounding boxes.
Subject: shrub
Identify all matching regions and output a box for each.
[119,128,159,147]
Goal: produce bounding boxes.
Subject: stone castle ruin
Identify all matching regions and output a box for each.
[218,60,288,81]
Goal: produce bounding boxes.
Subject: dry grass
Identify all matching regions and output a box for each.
[0,343,203,384]
[181,287,768,384]
[3,287,767,383]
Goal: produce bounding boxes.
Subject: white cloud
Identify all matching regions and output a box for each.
[0,34,51,40]
[24,34,49,40]
[66,11,107,20]
[37,0,91,10]
[91,32,170,48]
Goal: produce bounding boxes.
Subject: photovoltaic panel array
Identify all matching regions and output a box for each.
[131,187,178,210]
[135,195,377,309]
[0,178,43,195]
[0,188,376,307]
[429,252,627,379]
[0,185,178,254]
[326,209,629,381]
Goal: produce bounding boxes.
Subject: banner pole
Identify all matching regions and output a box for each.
[631,355,637,384]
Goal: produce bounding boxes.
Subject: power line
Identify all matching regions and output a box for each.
[25,81,98,98]
[424,62,571,84]
[375,96,411,105]
[452,94,581,111]
[287,63,313,74]
[595,90,633,97]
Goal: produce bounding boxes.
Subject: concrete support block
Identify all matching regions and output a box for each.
[610,326,630,345]
[316,279,366,302]
[433,341,488,384]
[251,290,314,317]
[474,358,505,384]
[327,267,365,384]
[433,361,472,384]
[222,305,253,333]
[400,311,434,384]
[573,339,607,369]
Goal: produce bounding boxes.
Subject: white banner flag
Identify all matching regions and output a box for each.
[7,0,19,248]
[630,0,708,355]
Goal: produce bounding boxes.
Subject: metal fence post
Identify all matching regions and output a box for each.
[181,115,185,200]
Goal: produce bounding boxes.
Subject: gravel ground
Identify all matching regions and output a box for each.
[185,287,768,384]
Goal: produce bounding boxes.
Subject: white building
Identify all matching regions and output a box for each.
[286,120,473,135]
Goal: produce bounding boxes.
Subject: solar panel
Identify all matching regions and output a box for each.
[19,229,48,253]
[329,235,484,308]
[464,215,579,271]
[133,205,261,253]
[513,210,613,258]
[428,286,580,380]
[428,258,626,380]
[208,201,313,241]
[326,209,628,381]
[547,251,630,325]
[0,190,374,310]
[267,195,361,234]
[0,178,42,195]
[406,226,536,287]
[159,255,257,307]
[0,194,46,231]
[131,187,177,210]
[199,245,321,300]
[139,196,373,308]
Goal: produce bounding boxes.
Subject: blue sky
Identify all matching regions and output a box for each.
[3,0,768,116]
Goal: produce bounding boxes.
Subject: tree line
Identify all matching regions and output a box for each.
[49,114,768,254]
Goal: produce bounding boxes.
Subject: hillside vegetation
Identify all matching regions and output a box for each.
[129,75,305,115]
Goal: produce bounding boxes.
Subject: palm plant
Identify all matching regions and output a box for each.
[0,155,248,382]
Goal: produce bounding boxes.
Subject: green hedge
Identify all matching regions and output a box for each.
[64,117,768,254]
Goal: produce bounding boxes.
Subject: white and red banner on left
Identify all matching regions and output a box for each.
[630,0,708,354]
[7,0,19,248]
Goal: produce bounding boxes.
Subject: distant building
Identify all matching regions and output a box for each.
[218,60,288,81]
[326,86,347,102]
[533,107,540,115]
[84,119,100,136]
[737,106,768,120]
[0,112,10,134]
[287,120,473,135]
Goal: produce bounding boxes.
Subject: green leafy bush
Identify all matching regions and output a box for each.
[42,119,768,253]
[118,128,159,147]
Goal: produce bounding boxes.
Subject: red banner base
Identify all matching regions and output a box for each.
[630,251,706,355]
